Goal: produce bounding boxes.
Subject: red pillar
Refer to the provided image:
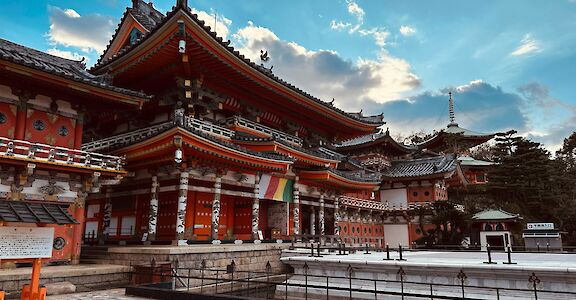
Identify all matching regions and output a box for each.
[185,191,196,238]
[73,119,83,149]
[15,105,26,140]
[70,203,85,264]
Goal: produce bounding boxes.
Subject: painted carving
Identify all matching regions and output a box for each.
[148,176,159,240]
[293,189,300,235]
[211,177,222,240]
[102,197,112,238]
[39,179,65,201]
[176,171,189,239]
[252,174,260,239]
[334,198,340,236]
[319,195,325,236]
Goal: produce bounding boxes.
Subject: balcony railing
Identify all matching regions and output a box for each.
[339,196,434,212]
[185,116,235,139]
[222,116,302,146]
[0,137,124,171]
[82,122,174,152]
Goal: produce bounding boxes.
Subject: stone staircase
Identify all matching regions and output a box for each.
[80,245,111,264]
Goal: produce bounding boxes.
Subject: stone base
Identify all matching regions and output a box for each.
[171,239,188,246]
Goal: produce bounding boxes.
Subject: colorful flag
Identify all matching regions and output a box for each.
[258,174,294,202]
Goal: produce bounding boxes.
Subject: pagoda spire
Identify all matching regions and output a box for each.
[448,91,456,125]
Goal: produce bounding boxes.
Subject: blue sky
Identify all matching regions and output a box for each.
[1,0,575,152]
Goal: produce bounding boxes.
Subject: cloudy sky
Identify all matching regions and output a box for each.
[1,0,575,152]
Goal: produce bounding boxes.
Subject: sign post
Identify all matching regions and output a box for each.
[0,227,54,300]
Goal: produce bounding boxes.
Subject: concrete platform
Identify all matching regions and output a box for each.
[280,249,576,299]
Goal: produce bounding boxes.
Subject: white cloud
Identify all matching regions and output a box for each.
[232,22,420,110]
[347,0,365,22]
[46,48,88,62]
[191,8,233,41]
[358,28,389,47]
[47,6,115,53]
[63,9,80,18]
[399,25,416,36]
[330,1,390,47]
[510,34,541,56]
[330,20,351,31]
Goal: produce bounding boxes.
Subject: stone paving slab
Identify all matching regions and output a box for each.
[46,288,146,299]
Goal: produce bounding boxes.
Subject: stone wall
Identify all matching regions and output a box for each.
[0,265,131,297]
[102,243,291,274]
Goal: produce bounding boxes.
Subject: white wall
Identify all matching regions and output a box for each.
[380,189,407,209]
[384,224,409,247]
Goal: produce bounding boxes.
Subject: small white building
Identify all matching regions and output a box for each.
[471,209,522,251]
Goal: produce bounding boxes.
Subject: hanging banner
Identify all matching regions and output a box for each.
[258,174,294,202]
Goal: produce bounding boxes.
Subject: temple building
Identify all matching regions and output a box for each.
[0,38,148,265]
[0,0,500,265]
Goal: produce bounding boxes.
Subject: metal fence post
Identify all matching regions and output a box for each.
[503,245,516,265]
[303,262,309,300]
[266,261,272,300]
[215,270,219,294]
[200,259,206,294]
[327,276,330,300]
[430,283,433,299]
[457,269,467,299]
[397,267,406,300]
[529,272,540,300]
[228,260,236,293]
[483,244,496,264]
[347,264,354,300]
[285,272,288,300]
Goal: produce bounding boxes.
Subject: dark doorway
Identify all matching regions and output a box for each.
[486,235,505,250]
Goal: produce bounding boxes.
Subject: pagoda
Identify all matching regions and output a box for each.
[81,0,385,246]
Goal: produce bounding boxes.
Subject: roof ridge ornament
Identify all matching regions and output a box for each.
[176,0,188,9]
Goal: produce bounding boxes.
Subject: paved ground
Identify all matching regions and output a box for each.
[286,248,576,269]
[46,288,147,299]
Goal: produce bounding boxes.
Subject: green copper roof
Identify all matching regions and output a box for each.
[472,209,522,221]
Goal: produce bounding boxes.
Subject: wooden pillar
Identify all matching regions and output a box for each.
[29,258,42,300]
[334,197,340,236]
[100,190,112,244]
[73,116,83,149]
[319,194,325,237]
[147,176,159,241]
[252,174,260,240]
[310,207,316,236]
[211,176,222,241]
[70,191,87,264]
[14,100,27,140]
[293,188,300,236]
[174,171,189,245]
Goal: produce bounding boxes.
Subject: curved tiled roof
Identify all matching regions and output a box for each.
[337,130,415,152]
[382,154,457,178]
[0,38,150,100]
[472,209,522,221]
[91,3,383,126]
[232,133,336,161]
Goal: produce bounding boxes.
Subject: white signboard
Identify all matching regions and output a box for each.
[527,223,555,230]
[0,227,54,259]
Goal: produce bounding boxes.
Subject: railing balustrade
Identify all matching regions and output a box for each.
[81,122,174,152]
[222,116,302,146]
[0,137,124,171]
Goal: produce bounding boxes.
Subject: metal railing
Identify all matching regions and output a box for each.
[222,116,302,146]
[127,257,576,300]
[0,137,124,171]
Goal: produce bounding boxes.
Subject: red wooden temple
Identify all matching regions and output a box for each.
[0,0,497,267]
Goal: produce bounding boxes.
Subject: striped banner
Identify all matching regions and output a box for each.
[258,174,294,202]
